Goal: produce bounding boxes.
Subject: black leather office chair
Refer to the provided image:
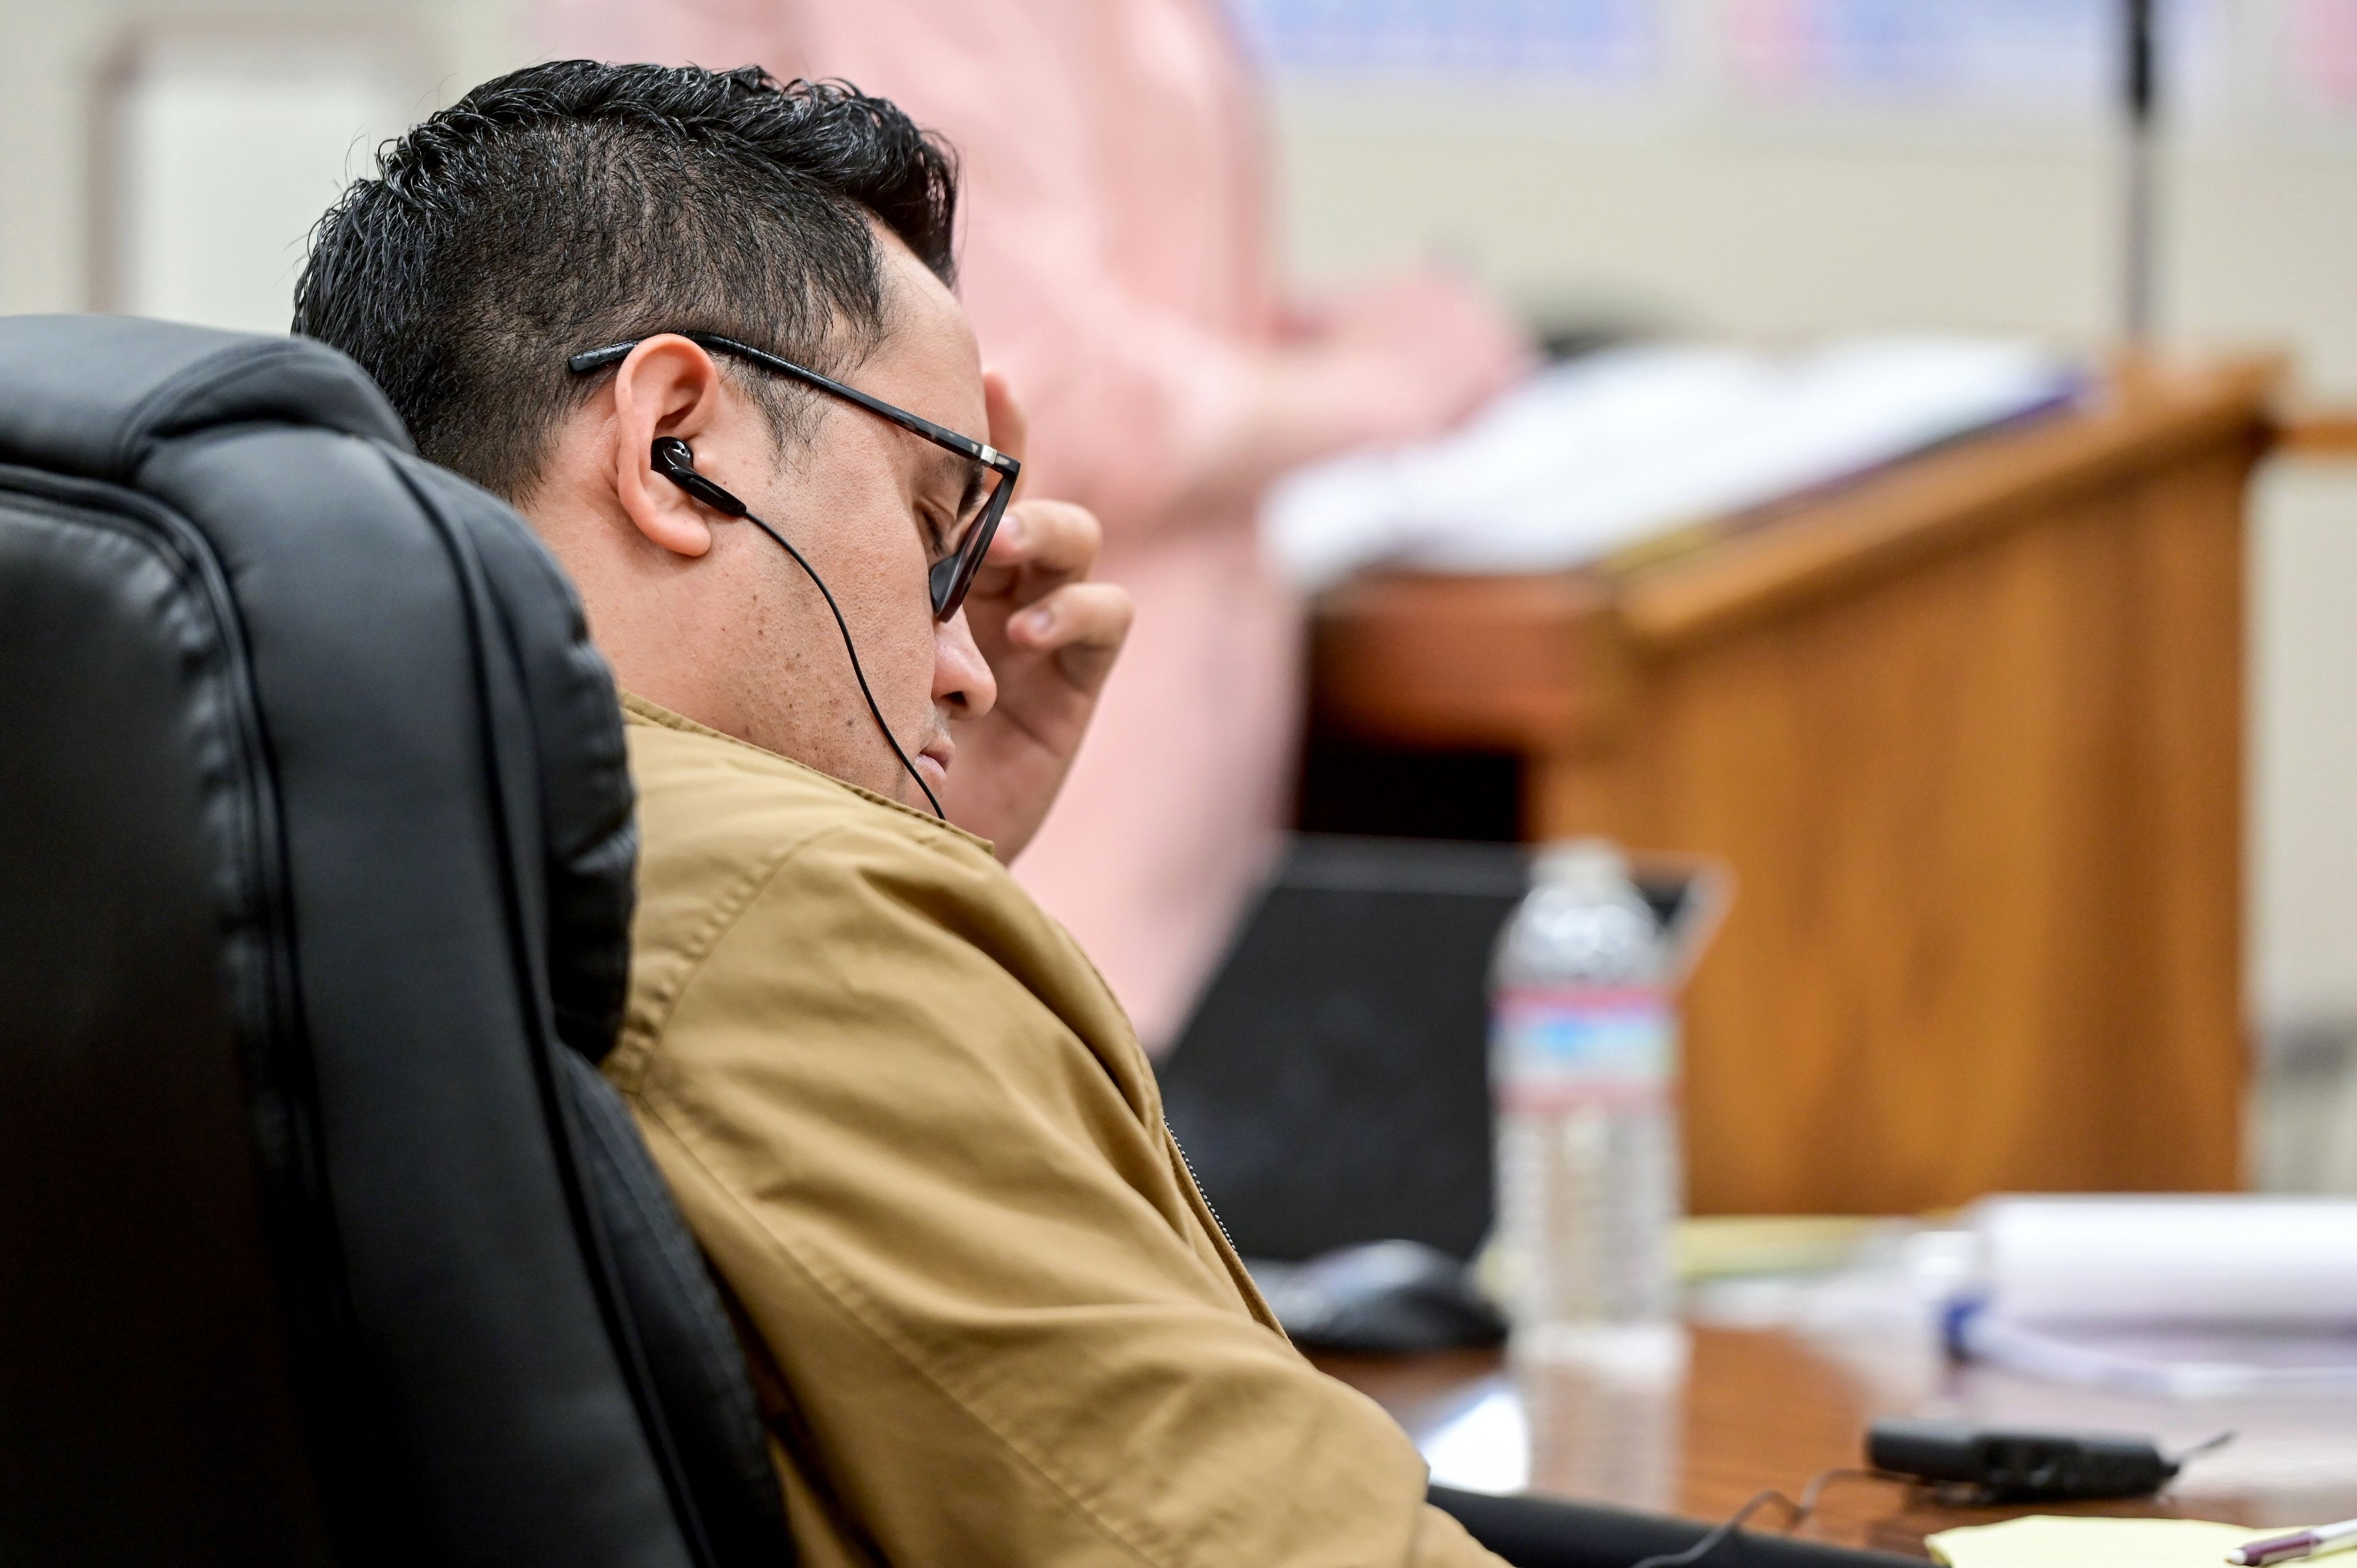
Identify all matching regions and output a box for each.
[0,316,790,1567]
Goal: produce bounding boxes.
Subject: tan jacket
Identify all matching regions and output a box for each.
[608,695,1502,1567]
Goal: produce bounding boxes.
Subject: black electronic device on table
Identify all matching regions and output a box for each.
[1867,1418,2203,1503]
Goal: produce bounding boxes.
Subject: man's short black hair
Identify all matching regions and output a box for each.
[293,61,958,501]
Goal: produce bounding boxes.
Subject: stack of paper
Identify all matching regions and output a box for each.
[1262,335,2080,592]
[1954,1197,2357,1397]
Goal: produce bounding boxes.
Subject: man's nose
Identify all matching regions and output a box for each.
[934,610,997,719]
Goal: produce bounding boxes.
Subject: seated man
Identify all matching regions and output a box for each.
[295,61,1502,1566]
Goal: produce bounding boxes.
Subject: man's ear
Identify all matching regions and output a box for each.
[610,335,727,559]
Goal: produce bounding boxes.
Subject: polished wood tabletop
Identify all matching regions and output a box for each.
[1316,1320,2357,1559]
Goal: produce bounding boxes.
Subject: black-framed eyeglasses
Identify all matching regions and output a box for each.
[567,331,1020,622]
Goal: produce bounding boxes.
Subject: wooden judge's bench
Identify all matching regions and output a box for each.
[1307,359,2280,1216]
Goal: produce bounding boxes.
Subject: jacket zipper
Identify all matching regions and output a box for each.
[1165,1121,1239,1255]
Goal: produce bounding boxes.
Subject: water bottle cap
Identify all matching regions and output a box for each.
[1531,838,1630,887]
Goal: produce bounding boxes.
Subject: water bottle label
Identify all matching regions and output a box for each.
[1493,986,1674,1111]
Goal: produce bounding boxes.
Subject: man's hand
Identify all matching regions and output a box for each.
[939,374,1133,862]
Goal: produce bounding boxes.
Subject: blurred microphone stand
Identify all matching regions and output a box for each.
[2122,0,2160,355]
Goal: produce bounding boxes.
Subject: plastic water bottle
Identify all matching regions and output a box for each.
[1487,840,1681,1361]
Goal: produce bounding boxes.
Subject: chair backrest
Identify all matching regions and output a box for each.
[0,316,788,1567]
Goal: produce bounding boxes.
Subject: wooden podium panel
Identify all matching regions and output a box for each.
[1311,361,2277,1215]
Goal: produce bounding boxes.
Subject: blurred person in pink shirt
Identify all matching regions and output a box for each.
[539,0,1533,1047]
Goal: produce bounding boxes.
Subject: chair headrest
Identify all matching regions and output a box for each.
[0,315,412,482]
[0,314,634,1063]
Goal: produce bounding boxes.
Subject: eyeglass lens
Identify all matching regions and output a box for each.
[929,465,1012,620]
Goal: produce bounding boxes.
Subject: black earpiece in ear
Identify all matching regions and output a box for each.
[650,436,749,518]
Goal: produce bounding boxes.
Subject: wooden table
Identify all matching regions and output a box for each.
[1318,1321,2357,1559]
[1309,359,2280,1216]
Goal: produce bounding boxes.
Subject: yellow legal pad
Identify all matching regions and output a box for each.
[1926,1515,2281,1568]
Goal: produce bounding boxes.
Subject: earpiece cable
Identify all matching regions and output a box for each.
[1625,1489,1802,1568]
[646,436,946,819]
[740,505,946,820]
[1623,1469,1909,1568]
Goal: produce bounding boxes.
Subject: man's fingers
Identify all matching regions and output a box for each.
[983,369,1029,498]
[1008,580,1131,648]
[972,498,1102,601]
[1007,581,1132,693]
[993,498,1099,574]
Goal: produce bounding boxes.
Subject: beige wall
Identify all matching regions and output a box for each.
[0,0,527,326]
[1277,95,2357,381]
[2,0,2350,1034]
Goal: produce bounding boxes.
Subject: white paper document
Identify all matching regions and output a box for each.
[1262,335,2080,592]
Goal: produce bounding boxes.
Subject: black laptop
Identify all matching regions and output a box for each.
[1157,836,1522,1263]
[1159,835,1720,1265]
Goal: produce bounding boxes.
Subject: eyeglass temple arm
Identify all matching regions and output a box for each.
[567,334,1020,479]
